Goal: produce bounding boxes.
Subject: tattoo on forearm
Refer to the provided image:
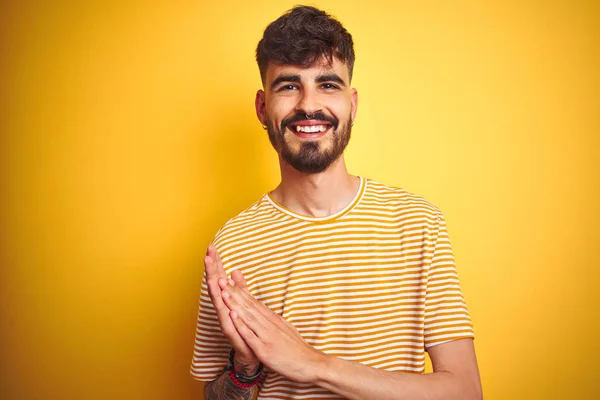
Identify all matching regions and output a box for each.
[204,371,256,400]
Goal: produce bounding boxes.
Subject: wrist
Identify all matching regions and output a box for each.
[225,348,263,387]
[313,352,338,387]
[233,354,261,374]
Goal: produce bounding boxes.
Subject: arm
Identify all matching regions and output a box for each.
[316,339,482,400]
[220,276,482,400]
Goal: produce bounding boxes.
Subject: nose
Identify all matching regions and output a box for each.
[295,87,322,116]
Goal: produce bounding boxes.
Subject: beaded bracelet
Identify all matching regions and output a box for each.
[228,369,261,388]
[224,348,264,388]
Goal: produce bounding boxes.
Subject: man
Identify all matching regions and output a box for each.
[191,5,482,400]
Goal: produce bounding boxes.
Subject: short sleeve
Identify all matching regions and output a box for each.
[424,211,475,349]
[190,263,231,381]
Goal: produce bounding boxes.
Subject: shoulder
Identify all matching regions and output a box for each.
[211,195,282,257]
[363,178,443,219]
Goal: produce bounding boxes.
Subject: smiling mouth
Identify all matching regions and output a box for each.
[287,122,332,138]
[295,124,329,133]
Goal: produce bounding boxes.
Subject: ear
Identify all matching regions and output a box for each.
[350,88,358,123]
[255,89,266,126]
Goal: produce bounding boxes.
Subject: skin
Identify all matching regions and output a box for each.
[203,59,483,399]
[203,248,258,400]
[256,57,361,218]
[202,372,255,400]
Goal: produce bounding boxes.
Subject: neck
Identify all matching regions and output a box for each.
[270,156,360,218]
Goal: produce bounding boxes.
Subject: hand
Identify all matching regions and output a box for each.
[219,275,327,384]
[204,245,259,369]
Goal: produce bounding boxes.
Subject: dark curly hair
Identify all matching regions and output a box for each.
[256,5,355,84]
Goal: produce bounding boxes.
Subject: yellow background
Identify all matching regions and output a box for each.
[1,0,598,399]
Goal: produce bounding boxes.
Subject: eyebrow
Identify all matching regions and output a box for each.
[270,75,300,90]
[316,73,346,87]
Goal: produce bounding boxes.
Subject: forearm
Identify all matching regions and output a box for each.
[316,355,481,400]
[216,272,480,399]
[203,371,257,400]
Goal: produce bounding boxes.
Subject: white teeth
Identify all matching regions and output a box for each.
[295,125,328,133]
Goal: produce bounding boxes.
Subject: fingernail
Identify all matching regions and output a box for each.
[222,290,229,298]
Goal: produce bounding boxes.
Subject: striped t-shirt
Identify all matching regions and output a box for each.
[191,177,474,399]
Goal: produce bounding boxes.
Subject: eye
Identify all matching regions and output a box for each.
[321,83,339,90]
[278,84,298,92]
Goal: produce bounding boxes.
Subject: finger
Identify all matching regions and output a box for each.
[206,269,255,353]
[226,283,277,323]
[214,246,224,266]
[221,288,269,335]
[207,245,227,279]
[204,255,219,281]
[206,274,229,315]
[206,261,234,327]
[213,246,227,278]
[231,269,248,289]
[230,310,262,352]
[207,279,236,333]
[205,248,258,356]
[217,277,235,290]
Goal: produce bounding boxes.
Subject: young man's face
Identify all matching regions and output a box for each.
[255,57,358,174]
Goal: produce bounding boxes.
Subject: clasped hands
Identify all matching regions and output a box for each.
[205,245,326,384]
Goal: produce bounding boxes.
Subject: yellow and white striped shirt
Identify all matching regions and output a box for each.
[191,178,474,399]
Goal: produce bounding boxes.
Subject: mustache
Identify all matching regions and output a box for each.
[281,112,339,133]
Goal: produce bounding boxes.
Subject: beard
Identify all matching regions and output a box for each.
[266,112,352,174]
